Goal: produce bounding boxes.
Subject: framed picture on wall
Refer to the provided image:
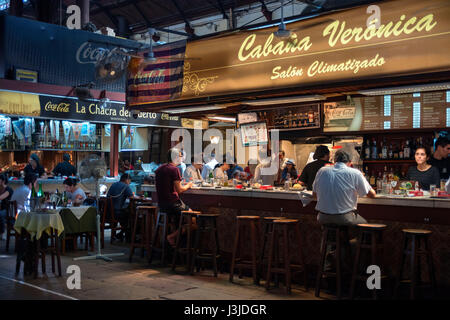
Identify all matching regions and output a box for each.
[239,121,268,147]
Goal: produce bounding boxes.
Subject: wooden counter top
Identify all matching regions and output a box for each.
[141,185,450,209]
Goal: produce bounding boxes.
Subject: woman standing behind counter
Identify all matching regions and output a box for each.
[406,146,440,191]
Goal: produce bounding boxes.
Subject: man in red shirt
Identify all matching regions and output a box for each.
[155,148,193,246]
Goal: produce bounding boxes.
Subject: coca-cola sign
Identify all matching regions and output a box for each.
[76,42,113,65]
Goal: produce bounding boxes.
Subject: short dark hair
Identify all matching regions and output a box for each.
[63,177,77,187]
[435,136,450,150]
[334,150,351,163]
[120,173,130,182]
[63,153,71,162]
[279,150,285,156]
[167,147,181,163]
[24,173,37,186]
[313,145,330,160]
[415,145,431,158]
[0,174,8,184]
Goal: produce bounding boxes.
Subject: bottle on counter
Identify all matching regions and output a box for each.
[31,184,37,198]
[37,182,43,197]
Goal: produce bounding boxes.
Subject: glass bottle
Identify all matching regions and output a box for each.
[371,138,378,160]
[365,139,371,160]
[37,182,43,198]
[404,140,410,159]
[382,139,388,159]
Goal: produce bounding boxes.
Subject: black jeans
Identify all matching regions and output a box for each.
[159,200,190,230]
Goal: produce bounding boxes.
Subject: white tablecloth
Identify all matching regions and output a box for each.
[50,206,92,220]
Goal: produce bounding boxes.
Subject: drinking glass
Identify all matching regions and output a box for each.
[441,179,447,191]
[430,184,436,197]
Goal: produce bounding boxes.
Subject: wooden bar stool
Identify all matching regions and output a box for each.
[229,216,260,285]
[350,223,387,300]
[258,217,287,285]
[149,210,170,266]
[394,229,436,299]
[315,224,351,299]
[129,206,157,262]
[190,213,221,277]
[265,219,308,294]
[172,210,201,272]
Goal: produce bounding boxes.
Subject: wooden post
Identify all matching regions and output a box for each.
[109,124,119,177]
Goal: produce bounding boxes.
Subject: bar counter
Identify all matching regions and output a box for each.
[8,177,119,194]
[143,184,450,289]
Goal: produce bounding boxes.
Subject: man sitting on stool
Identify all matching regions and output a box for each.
[155,148,194,247]
[312,150,376,270]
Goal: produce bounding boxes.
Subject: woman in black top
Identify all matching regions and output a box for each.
[298,145,331,190]
[24,153,46,178]
[406,146,440,191]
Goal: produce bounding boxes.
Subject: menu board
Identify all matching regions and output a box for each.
[239,121,268,147]
[323,90,450,132]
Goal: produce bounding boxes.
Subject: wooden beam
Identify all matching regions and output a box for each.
[90,0,119,30]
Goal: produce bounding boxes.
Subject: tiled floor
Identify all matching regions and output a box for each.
[0,234,331,300]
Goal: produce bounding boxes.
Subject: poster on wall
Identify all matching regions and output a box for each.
[121,126,136,150]
[240,121,268,147]
[323,91,450,132]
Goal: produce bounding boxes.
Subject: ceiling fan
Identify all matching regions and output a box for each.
[119,28,199,63]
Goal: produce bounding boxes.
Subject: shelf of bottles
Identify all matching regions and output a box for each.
[361,133,435,190]
[0,118,103,152]
[362,135,435,162]
[256,105,320,130]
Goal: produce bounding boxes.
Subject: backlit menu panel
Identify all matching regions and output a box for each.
[323,90,450,132]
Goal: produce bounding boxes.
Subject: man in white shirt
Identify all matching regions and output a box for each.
[11,174,37,213]
[313,150,376,226]
[183,157,203,182]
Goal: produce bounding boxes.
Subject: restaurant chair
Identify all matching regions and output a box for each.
[394,229,436,299]
[99,196,125,248]
[15,227,61,278]
[189,213,222,277]
[5,200,18,253]
[350,223,388,300]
